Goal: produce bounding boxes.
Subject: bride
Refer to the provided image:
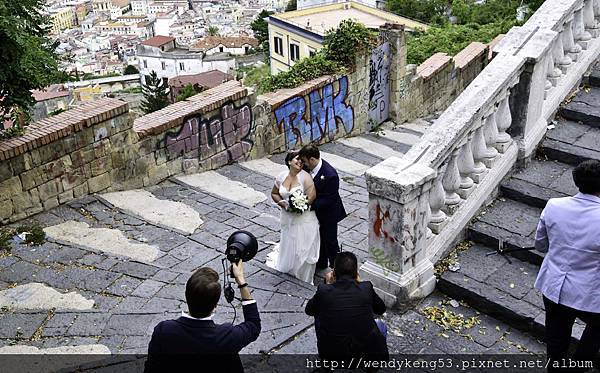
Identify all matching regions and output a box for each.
[268,151,320,284]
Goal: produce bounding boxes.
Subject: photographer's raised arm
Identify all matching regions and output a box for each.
[230,260,261,351]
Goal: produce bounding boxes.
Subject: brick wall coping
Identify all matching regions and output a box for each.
[488,34,505,60]
[0,98,128,162]
[454,42,489,70]
[259,76,335,108]
[133,80,247,138]
[416,52,452,80]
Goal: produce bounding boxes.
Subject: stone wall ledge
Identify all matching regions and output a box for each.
[133,80,248,138]
[416,52,452,80]
[0,98,128,161]
[454,42,489,70]
[260,76,335,108]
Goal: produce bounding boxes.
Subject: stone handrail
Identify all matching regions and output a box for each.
[362,0,600,306]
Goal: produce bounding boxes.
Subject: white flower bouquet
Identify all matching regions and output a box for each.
[288,189,310,214]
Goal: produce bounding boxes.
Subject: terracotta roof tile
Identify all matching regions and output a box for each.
[141,35,175,47]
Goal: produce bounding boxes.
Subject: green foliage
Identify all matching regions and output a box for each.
[115,86,143,94]
[0,0,63,125]
[369,247,400,275]
[285,0,297,11]
[402,0,547,65]
[259,20,375,93]
[386,0,448,25]
[406,19,517,65]
[124,65,139,75]
[251,10,273,51]
[0,126,25,140]
[176,84,200,102]
[48,107,66,116]
[141,71,170,114]
[82,72,120,80]
[207,26,219,36]
[15,224,45,246]
[0,228,13,252]
[240,64,270,89]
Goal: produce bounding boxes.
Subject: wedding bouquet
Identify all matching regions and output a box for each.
[288,189,310,214]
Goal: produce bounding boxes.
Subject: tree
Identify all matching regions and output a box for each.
[386,0,448,25]
[140,71,169,114]
[285,0,297,11]
[250,10,273,51]
[124,65,139,75]
[0,0,62,125]
[175,84,201,102]
[207,26,219,36]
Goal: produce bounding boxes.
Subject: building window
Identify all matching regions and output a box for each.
[274,36,283,55]
[161,61,166,70]
[244,46,249,53]
[219,46,224,52]
[179,62,185,70]
[143,59,147,68]
[308,48,316,57]
[290,43,300,62]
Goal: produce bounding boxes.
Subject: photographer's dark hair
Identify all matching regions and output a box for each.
[572,160,600,195]
[284,150,299,168]
[298,145,320,160]
[185,267,221,318]
[333,252,358,278]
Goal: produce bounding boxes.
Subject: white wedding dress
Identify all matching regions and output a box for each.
[267,170,320,284]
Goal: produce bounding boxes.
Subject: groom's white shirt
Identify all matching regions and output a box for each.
[310,159,323,179]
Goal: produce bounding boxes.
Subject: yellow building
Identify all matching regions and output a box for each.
[50,7,76,34]
[266,1,428,75]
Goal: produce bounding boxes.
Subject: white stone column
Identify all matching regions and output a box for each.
[442,150,461,213]
[428,168,447,234]
[565,17,582,62]
[495,94,513,153]
[575,5,592,49]
[362,158,437,306]
[557,25,573,72]
[482,112,499,167]
[471,124,489,183]
[585,0,600,37]
[457,138,475,199]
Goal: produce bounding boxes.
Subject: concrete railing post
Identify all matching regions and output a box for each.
[381,24,407,127]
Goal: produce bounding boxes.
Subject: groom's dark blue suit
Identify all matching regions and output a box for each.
[311,159,347,268]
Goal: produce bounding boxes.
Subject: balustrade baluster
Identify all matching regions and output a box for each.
[428,171,447,234]
[482,112,499,168]
[583,0,597,40]
[457,138,475,199]
[575,5,592,49]
[442,151,461,214]
[594,0,600,26]
[495,95,512,153]
[565,17,582,61]
[558,24,573,72]
[471,125,488,183]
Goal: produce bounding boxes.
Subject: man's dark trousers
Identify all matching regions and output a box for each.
[543,296,600,372]
[318,223,340,269]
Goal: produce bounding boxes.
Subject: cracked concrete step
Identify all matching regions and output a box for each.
[500,159,575,209]
[560,86,600,127]
[467,199,545,266]
[437,244,583,344]
[540,119,600,165]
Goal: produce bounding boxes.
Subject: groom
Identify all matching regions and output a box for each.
[299,145,347,269]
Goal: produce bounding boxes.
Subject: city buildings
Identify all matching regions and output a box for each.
[266,0,428,74]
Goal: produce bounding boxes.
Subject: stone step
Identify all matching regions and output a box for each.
[468,199,544,266]
[540,118,600,165]
[437,244,583,343]
[499,159,575,209]
[559,86,600,127]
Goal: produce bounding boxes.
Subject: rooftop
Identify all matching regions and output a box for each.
[269,1,428,36]
[141,35,176,47]
[168,70,233,89]
[190,36,259,51]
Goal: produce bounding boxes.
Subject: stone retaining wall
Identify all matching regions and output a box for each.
[0,28,496,223]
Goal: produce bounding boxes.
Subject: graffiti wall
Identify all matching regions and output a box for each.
[164,102,253,169]
[273,76,355,150]
[369,42,391,126]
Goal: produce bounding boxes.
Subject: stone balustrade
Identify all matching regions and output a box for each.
[362,0,600,306]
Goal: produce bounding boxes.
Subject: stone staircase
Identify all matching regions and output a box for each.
[437,77,600,345]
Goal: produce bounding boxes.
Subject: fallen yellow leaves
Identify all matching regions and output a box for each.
[434,240,473,276]
[422,303,480,334]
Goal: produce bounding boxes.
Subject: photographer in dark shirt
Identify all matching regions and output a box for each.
[305,252,388,365]
[145,261,260,373]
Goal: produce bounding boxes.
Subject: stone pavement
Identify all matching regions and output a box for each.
[0,117,545,371]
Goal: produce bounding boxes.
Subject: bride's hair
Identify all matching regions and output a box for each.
[284,150,299,168]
